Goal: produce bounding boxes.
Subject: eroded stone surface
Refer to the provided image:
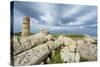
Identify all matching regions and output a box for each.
[12,32,97,65]
[14,33,48,55]
[46,40,62,50]
[57,35,76,47]
[46,34,55,41]
[77,43,97,61]
[13,36,23,55]
[83,36,95,44]
[14,44,50,66]
[60,47,80,63]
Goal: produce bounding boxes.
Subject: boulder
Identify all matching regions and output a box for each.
[69,44,76,52]
[14,44,50,66]
[60,47,80,63]
[74,52,80,62]
[60,47,70,63]
[57,35,76,46]
[40,28,49,35]
[76,40,84,46]
[57,35,76,52]
[46,40,62,50]
[13,36,23,55]
[14,33,48,55]
[40,62,44,64]
[77,43,97,61]
[46,57,50,63]
[46,34,55,41]
[21,32,48,45]
[83,36,95,44]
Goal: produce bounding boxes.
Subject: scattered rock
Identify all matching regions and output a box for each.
[83,36,95,44]
[12,31,97,65]
[69,44,76,52]
[77,43,97,61]
[60,47,70,63]
[57,35,76,52]
[40,62,44,64]
[40,28,49,35]
[46,34,55,41]
[14,44,50,66]
[47,40,61,50]
[13,36,23,55]
[57,35,76,47]
[74,52,80,62]
[76,40,84,46]
[60,47,80,63]
[46,57,50,63]
[14,33,49,55]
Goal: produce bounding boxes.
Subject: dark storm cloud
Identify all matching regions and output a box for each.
[13,1,97,37]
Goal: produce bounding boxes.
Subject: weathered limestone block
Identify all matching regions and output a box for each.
[13,36,23,55]
[40,28,49,35]
[14,33,48,55]
[77,43,97,61]
[46,57,50,63]
[76,40,84,46]
[14,44,50,66]
[83,36,95,44]
[46,34,55,41]
[40,62,44,64]
[60,47,70,63]
[60,47,80,63]
[57,35,76,47]
[57,35,76,52]
[68,43,76,52]
[21,32,48,45]
[46,40,62,50]
[74,52,80,62]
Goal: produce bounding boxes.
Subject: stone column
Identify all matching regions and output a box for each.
[21,16,30,37]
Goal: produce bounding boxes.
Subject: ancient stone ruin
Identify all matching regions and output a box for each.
[11,16,97,66]
[21,16,30,37]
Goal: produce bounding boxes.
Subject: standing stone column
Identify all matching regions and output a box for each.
[21,16,30,37]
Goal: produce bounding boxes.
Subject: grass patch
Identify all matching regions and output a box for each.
[52,34,60,38]
[13,32,21,36]
[64,34,86,38]
[91,41,97,44]
[13,32,86,39]
[52,34,86,38]
[49,47,63,64]
[80,57,88,62]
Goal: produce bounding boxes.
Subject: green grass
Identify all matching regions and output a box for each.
[52,34,86,41]
[80,57,88,62]
[49,47,89,63]
[63,34,86,38]
[13,32,21,36]
[13,32,86,39]
[52,34,86,38]
[49,47,63,64]
[52,34,60,38]
[91,41,97,44]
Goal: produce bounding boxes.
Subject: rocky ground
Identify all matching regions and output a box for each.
[11,30,97,66]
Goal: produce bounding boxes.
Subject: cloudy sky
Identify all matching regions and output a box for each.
[11,1,97,37]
